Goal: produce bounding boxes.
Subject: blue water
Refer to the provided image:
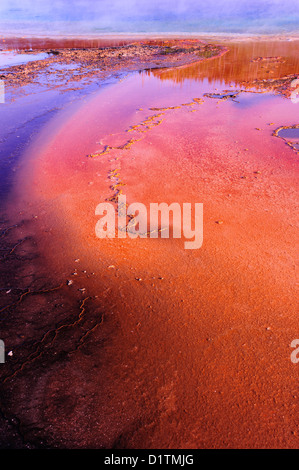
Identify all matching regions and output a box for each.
[0,0,298,36]
[0,51,48,67]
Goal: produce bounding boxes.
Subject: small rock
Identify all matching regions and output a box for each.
[8,351,13,357]
[67,280,73,286]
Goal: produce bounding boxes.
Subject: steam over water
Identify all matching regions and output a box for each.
[0,0,298,36]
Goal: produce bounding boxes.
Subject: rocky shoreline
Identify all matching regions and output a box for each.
[1,40,227,95]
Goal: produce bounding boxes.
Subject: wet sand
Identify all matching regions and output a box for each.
[0,39,298,448]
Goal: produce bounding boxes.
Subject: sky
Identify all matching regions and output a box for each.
[0,0,298,34]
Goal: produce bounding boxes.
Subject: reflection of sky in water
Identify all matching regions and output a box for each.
[0,0,298,35]
[0,51,48,68]
[278,127,299,140]
[230,92,277,109]
[46,63,80,71]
